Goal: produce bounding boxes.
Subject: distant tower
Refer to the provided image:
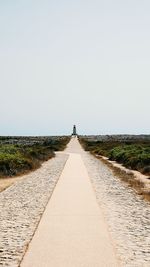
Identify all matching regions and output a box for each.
[72,125,77,136]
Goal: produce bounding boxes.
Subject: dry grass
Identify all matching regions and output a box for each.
[0,176,24,192]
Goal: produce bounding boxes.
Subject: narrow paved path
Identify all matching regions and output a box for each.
[21,138,119,267]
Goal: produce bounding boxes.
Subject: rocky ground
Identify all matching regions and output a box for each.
[0,153,68,267]
[82,151,150,267]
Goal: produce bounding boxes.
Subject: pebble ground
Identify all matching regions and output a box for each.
[0,154,68,267]
[82,151,150,267]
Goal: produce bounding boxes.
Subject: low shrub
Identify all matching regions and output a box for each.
[0,136,70,177]
[79,138,150,175]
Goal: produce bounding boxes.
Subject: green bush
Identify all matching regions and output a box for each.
[79,138,150,175]
[0,152,32,176]
[0,136,70,177]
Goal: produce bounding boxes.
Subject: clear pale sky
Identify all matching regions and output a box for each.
[0,0,149,135]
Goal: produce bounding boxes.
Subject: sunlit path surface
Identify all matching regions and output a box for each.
[21,138,119,267]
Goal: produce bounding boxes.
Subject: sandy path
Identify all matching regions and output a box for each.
[21,138,119,267]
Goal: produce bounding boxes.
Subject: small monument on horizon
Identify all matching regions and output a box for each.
[72,125,77,136]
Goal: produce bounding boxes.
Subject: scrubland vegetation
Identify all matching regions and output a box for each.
[80,137,150,175]
[0,136,70,177]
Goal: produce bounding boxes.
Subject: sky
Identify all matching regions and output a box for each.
[0,0,150,135]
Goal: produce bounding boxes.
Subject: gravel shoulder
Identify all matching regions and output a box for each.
[82,151,150,267]
[0,153,68,267]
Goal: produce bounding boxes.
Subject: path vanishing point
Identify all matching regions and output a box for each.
[21,137,119,267]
